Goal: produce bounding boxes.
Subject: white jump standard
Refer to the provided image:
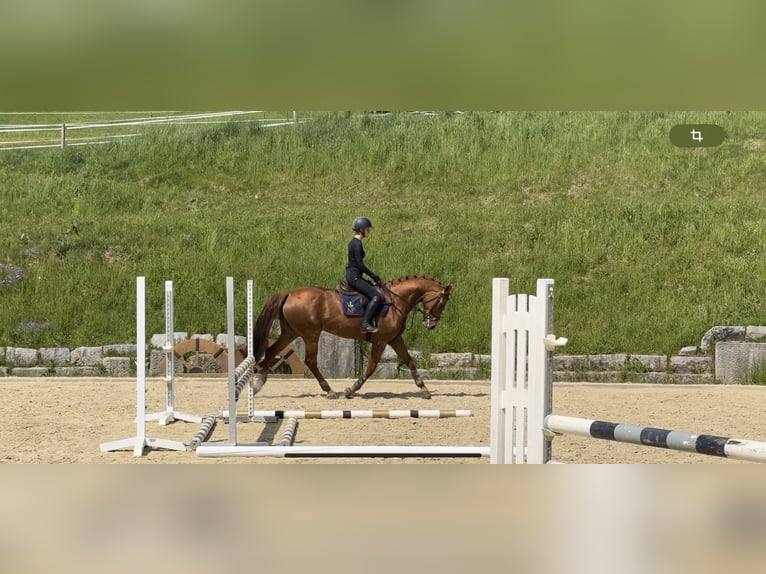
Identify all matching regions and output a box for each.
[99,277,187,456]
[145,280,202,426]
[491,277,766,464]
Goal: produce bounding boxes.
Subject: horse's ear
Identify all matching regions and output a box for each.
[443,285,452,295]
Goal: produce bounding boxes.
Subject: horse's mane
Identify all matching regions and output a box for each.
[385,275,445,288]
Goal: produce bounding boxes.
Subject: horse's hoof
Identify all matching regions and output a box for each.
[344,387,355,398]
[421,390,432,399]
[326,391,338,399]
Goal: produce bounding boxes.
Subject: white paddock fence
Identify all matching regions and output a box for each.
[491,277,766,464]
[0,111,298,151]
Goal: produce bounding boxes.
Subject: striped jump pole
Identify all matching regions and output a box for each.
[234,356,256,402]
[545,414,766,464]
[278,418,299,447]
[190,414,218,451]
[250,409,473,420]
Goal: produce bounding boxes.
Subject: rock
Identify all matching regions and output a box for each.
[102,344,137,355]
[715,342,766,384]
[102,357,132,376]
[669,355,712,374]
[371,363,400,378]
[746,326,766,341]
[553,355,589,370]
[430,352,474,368]
[292,333,357,378]
[39,348,71,366]
[678,346,698,356]
[55,367,101,376]
[150,332,188,348]
[190,333,214,341]
[70,347,103,366]
[11,367,49,377]
[381,346,399,361]
[588,353,627,370]
[6,347,38,366]
[700,326,745,353]
[629,354,667,372]
[214,334,246,349]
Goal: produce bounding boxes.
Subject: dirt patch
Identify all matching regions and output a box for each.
[2,377,765,464]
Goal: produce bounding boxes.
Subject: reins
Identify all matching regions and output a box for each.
[379,282,446,326]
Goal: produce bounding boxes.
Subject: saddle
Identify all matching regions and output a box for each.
[337,280,389,318]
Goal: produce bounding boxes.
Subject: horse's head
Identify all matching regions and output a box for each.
[421,284,452,329]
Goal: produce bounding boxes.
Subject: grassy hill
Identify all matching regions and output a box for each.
[2,111,766,355]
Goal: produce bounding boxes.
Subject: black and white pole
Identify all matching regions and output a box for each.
[249,409,473,419]
[278,418,299,446]
[190,415,218,451]
[544,415,766,463]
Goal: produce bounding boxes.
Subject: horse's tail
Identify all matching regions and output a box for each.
[252,292,289,361]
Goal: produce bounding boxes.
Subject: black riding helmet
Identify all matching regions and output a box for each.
[352,216,373,231]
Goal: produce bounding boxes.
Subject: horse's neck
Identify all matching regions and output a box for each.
[391,280,438,305]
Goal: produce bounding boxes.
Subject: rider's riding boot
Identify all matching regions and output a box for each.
[360,295,380,333]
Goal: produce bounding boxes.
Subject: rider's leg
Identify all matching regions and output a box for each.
[361,295,381,333]
[348,277,380,334]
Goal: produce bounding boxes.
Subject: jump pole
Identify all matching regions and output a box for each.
[542,415,766,463]
[196,445,489,458]
[248,409,473,419]
[145,280,202,426]
[100,277,186,456]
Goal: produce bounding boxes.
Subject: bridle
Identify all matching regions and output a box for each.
[379,283,450,327]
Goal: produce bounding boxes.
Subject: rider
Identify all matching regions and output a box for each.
[346,216,382,334]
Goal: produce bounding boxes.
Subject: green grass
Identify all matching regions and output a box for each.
[2,111,766,355]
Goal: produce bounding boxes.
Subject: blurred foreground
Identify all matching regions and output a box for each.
[1,466,764,574]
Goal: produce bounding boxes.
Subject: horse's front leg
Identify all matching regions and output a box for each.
[345,339,387,398]
[387,335,431,399]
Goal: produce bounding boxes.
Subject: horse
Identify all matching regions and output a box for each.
[250,275,452,399]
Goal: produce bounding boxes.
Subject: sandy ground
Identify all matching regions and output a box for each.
[2,376,766,464]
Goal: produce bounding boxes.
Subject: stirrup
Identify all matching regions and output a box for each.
[360,321,378,333]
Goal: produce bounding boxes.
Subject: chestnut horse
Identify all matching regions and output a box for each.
[250,275,452,399]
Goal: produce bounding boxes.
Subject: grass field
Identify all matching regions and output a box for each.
[2,111,766,356]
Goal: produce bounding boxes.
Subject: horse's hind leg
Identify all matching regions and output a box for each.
[302,335,338,399]
[345,339,387,398]
[387,335,431,399]
[252,330,295,395]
